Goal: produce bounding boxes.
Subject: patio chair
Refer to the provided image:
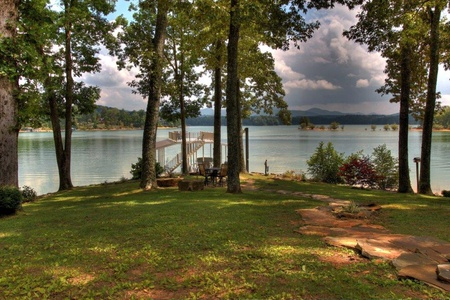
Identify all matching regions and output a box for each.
[218,163,228,186]
[198,163,209,185]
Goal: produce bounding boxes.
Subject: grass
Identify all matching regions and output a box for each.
[1,174,449,299]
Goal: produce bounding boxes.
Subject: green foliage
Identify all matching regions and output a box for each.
[20,186,37,203]
[299,116,311,129]
[76,105,147,129]
[372,144,399,190]
[0,186,23,215]
[442,190,450,197]
[130,158,164,180]
[329,121,340,130]
[434,106,450,129]
[307,142,344,184]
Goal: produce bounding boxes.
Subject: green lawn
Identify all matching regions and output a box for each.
[1,174,449,299]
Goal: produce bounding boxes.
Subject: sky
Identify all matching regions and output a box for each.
[81,1,450,115]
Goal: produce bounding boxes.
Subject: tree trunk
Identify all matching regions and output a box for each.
[237,86,246,173]
[140,0,169,190]
[226,0,242,193]
[213,40,223,168]
[397,44,413,193]
[46,77,72,191]
[0,0,19,188]
[180,68,188,175]
[59,7,74,191]
[419,5,441,195]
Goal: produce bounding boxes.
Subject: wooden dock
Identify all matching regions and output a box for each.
[156,131,227,173]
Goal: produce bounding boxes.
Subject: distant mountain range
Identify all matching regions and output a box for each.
[201,107,397,117]
[198,107,414,126]
[289,108,363,117]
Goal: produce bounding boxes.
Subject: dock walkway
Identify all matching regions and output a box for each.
[156,131,226,173]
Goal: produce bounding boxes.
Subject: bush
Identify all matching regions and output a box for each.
[371,144,398,190]
[329,122,340,131]
[307,142,344,184]
[21,185,37,203]
[0,186,23,216]
[442,190,450,198]
[130,158,164,179]
[339,154,378,188]
[281,170,304,181]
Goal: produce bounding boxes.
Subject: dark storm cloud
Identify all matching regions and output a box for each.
[270,4,394,114]
[80,2,450,114]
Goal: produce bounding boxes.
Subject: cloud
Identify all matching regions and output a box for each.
[284,79,341,90]
[80,51,147,111]
[266,4,394,114]
[82,3,450,115]
[356,79,369,88]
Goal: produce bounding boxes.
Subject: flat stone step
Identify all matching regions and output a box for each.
[398,264,450,292]
[437,264,450,284]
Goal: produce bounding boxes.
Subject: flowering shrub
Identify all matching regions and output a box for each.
[339,156,378,189]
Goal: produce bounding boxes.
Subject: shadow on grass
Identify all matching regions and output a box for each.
[0,177,448,299]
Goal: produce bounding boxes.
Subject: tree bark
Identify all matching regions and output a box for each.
[0,0,19,188]
[226,0,242,193]
[419,5,441,195]
[397,44,413,193]
[140,0,169,190]
[57,3,74,191]
[237,86,246,173]
[46,76,72,191]
[180,66,188,175]
[213,39,223,168]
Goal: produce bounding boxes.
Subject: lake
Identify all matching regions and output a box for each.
[18,125,450,195]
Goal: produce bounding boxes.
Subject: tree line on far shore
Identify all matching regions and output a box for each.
[31,104,448,129]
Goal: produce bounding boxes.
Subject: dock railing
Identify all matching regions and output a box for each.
[169,131,207,142]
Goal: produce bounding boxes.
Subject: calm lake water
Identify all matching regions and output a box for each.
[18,125,450,195]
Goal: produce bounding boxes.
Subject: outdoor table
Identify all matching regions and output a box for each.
[205,167,220,186]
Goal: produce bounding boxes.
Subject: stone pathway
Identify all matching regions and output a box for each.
[292,193,450,292]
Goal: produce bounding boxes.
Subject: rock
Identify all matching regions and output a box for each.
[392,252,439,270]
[177,180,204,191]
[355,239,404,260]
[190,180,204,191]
[398,264,450,292]
[157,178,183,187]
[437,264,450,283]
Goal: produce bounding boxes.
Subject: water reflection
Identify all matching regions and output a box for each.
[18,126,450,195]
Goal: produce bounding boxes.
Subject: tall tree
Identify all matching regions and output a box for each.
[226,0,242,193]
[419,1,447,195]
[117,0,170,189]
[224,0,346,192]
[160,1,207,175]
[141,1,169,189]
[192,0,229,168]
[344,0,430,193]
[0,0,19,187]
[46,0,117,190]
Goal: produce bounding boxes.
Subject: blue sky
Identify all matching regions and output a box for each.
[81,1,450,115]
